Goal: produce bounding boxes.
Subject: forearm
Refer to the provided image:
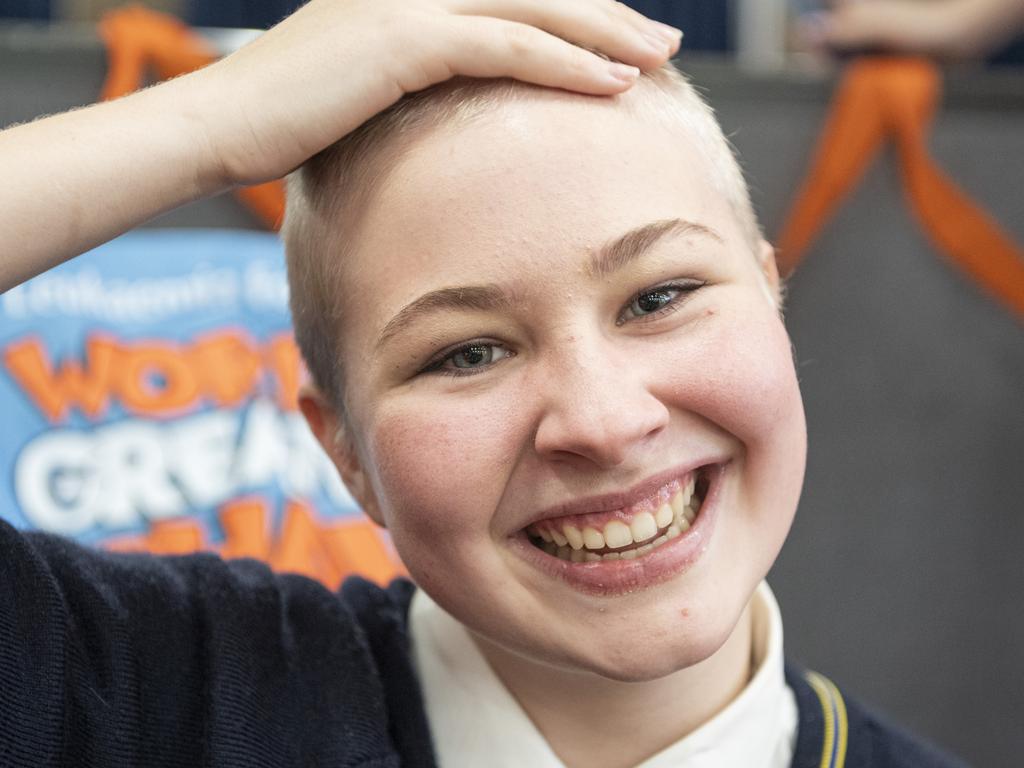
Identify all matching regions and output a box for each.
[814,0,1024,58]
[0,71,228,294]
[0,0,679,295]
[960,0,1024,56]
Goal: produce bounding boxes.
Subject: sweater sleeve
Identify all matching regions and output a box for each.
[0,518,400,768]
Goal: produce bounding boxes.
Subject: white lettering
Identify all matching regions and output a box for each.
[94,421,185,526]
[12,400,357,535]
[234,399,289,490]
[244,260,289,311]
[15,431,101,534]
[0,266,241,322]
[169,411,237,508]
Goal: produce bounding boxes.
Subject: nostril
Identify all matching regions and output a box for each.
[533,389,669,469]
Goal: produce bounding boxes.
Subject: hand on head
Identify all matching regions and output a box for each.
[0,0,680,293]
[206,0,683,188]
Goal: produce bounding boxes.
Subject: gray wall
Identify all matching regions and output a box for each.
[690,62,1024,766]
[3,24,1022,766]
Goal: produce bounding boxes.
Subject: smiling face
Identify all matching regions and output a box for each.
[305,88,807,682]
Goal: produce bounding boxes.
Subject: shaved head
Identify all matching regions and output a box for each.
[283,63,761,407]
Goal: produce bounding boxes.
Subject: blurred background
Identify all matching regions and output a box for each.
[2,0,1023,62]
[1,1,1022,766]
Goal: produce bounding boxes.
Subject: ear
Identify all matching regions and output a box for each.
[756,239,783,307]
[297,383,385,527]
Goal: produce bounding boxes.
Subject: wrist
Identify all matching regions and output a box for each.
[147,65,242,195]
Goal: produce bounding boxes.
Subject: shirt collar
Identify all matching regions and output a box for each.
[409,581,797,768]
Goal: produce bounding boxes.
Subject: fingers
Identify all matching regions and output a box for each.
[454,0,682,71]
[421,0,683,97]
[432,15,650,95]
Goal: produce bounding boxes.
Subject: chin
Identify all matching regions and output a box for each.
[585,649,719,684]
[555,602,746,684]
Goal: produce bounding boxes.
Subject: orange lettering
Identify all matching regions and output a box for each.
[5,332,311,421]
[3,335,116,422]
[99,497,403,588]
[115,342,200,417]
[103,534,150,553]
[191,330,263,408]
[105,518,205,555]
[145,519,206,554]
[322,519,406,586]
[218,497,271,560]
[270,500,343,588]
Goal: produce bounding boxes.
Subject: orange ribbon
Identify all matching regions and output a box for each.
[777,57,1024,318]
[97,5,286,230]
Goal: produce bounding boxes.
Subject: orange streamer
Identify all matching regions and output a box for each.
[97,5,285,230]
[777,57,1024,318]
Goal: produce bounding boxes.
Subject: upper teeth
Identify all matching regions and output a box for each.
[531,474,701,562]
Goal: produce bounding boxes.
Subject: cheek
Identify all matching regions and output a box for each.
[658,301,807,502]
[360,395,521,544]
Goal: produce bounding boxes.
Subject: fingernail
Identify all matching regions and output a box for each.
[650,21,683,43]
[607,62,640,84]
[642,30,671,55]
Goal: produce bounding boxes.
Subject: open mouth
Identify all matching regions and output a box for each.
[525,466,712,564]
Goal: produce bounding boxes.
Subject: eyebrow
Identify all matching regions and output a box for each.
[375,218,722,349]
[377,284,515,349]
[589,218,723,279]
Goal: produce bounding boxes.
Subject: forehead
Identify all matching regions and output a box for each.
[340,92,746,332]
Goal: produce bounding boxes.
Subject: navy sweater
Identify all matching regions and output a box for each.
[0,520,965,767]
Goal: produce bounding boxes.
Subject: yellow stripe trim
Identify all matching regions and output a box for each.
[805,671,848,768]
[806,672,835,768]
[826,675,849,768]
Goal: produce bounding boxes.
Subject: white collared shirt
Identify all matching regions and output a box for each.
[409,581,798,768]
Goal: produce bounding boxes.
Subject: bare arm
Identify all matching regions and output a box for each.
[810,0,1024,59]
[0,73,226,292]
[0,0,682,294]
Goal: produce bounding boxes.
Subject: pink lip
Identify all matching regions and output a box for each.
[520,459,723,529]
[509,463,727,597]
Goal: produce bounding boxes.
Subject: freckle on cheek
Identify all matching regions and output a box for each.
[372,415,483,514]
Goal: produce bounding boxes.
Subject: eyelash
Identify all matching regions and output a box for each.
[420,340,510,378]
[420,279,706,378]
[616,279,705,326]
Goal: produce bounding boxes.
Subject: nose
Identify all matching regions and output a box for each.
[533,337,670,469]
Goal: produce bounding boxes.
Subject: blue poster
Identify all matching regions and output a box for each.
[0,230,395,582]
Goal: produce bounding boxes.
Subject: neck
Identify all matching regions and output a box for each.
[471,603,754,768]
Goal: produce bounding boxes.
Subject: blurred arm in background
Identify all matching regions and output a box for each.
[803,0,1024,59]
